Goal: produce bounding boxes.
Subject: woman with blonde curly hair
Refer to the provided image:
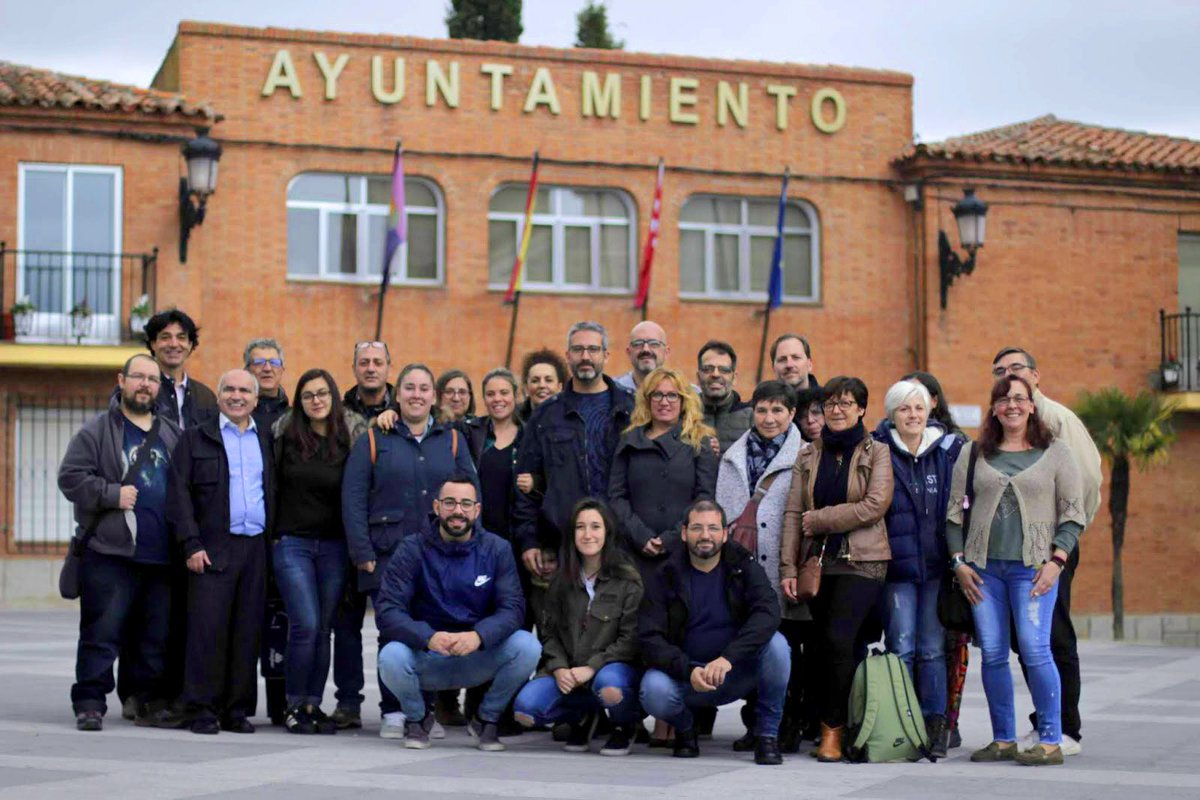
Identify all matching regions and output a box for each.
[608,367,718,576]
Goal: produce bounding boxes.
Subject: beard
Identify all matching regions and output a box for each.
[122,392,155,415]
[439,514,471,538]
[687,539,720,559]
[570,362,598,382]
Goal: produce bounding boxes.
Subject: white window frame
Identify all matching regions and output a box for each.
[285,173,445,286]
[487,184,637,295]
[16,163,124,344]
[678,194,821,304]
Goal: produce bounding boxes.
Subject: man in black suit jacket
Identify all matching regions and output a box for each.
[168,369,275,734]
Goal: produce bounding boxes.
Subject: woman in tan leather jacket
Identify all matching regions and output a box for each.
[780,376,893,762]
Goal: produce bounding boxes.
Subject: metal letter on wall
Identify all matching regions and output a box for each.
[313,52,349,100]
[523,67,562,114]
[371,56,406,105]
[262,49,302,98]
[581,71,621,119]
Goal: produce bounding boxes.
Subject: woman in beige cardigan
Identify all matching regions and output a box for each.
[946,375,1084,767]
[780,376,893,762]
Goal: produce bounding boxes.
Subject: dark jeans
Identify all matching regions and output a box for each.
[72,550,171,715]
[808,573,885,727]
[273,536,347,707]
[1017,546,1082,741]
[332,573,366,711]
[183,535,267,722]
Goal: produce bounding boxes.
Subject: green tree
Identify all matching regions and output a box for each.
[446,0,523,42]
[575,1,624,49]
[1074,388,1176,640]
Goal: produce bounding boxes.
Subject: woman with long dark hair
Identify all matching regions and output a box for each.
[513,498,643,756]
[271,369,367,734]
[947,375,1084,767]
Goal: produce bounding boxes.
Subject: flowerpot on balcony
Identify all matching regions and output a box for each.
[13,310,34,337]
[1162,357,1182,391]
[69,301,93,343]
[128,294,152,342]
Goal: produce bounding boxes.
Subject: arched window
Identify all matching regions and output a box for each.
[678,195,819,302]
[286,173,444,284]
[488,185,636,293]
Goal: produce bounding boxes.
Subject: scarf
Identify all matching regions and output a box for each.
[746,427,787,489]
[813,420,865,545]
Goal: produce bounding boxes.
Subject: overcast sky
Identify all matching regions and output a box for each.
[2,0,1198,143]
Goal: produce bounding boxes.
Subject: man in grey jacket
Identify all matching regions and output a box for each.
[58,354,181,731]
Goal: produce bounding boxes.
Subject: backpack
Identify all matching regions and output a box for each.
[845,652,935,763]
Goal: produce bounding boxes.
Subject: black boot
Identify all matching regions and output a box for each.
[925,714,948,759]
[673,727,700,758]
[755,736,783,765]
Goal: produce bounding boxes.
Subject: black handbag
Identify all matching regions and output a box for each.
[59,418,163,600]
[937,443,978,635]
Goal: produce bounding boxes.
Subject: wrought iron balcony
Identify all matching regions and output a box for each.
[1160,308,1200,393]
[0,243,157,345]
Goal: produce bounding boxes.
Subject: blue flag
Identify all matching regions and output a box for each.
[767,170,789,310]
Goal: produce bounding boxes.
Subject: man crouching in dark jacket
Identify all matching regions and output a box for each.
[376,475,540,752]
[638,499,788,765]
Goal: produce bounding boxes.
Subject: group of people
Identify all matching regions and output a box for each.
[58,310,1102,768]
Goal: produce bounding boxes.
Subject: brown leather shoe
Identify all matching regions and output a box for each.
[816,723,843,762]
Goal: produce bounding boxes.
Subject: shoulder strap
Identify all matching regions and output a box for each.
[452,428,458,459]
[887,653,937,762]
[850,658,882,755]
[963,442,979,530]
[750,469,782,503]
[368,427,377,465]
[80,416,163,552]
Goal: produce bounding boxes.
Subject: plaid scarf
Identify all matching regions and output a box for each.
[745,428,788,489]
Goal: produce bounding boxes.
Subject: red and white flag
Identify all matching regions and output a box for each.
[634,158,665,309]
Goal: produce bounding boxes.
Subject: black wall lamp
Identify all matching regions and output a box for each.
[938,187,989,309]
[179,128,222,264]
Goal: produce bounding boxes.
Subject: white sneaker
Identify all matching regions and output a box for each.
[1018,729,1039,751]
[1060,734,1082,756]
[429,719,446,739]
[380,712,407,740]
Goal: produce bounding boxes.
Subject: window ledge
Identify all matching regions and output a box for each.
[286,275,444,288]
[1162,390,1200,412]
[0,342,146,370]
[485,285,633,297]
[678,292,822,307]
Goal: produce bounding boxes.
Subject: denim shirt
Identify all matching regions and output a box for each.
[220,413,266,536]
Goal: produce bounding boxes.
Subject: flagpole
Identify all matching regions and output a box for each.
[375,139,403,341]
[634,157,665,323]
[755,165,790,383]
[503,150,540,369]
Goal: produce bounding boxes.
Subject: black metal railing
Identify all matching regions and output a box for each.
[1160,308,1200,392]
[2,394,109,554]
[0,243,157,343]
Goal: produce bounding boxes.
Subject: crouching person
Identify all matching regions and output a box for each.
[638,500,788,765]
[376,475,540,751]
[513,499,643,755]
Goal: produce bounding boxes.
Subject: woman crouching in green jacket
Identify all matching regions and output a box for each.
[514,498,643,756]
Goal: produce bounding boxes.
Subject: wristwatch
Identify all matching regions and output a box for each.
[1050,554,1067,569]
[949,554,966,570]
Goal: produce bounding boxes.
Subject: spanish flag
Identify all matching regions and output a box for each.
[503,150,540,304]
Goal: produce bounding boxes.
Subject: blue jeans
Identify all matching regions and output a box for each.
[513,662,643,726]
[884,578,947,719]
[72,550,171,714]
[272,536,347,707]
[639,632,790,737]
[971,559,1061,745]
[378,630,541,723]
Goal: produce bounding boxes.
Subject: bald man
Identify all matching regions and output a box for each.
[614,321,672,392]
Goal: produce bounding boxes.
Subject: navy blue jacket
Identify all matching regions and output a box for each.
[375,517,526,650]
[871,419,963,584]
[512,376,634,554]
[341,418,478,591]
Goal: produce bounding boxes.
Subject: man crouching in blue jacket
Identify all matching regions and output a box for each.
[376,474,540,751]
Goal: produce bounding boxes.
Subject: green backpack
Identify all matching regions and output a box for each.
[846,652,935,763]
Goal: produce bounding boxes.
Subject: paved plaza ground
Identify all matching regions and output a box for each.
[0,609,1198,799]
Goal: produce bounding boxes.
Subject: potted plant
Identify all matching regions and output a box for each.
[10,295,35,337]
[129,294,151,341]
[1161,353,1182,390]
[69,299,92,342]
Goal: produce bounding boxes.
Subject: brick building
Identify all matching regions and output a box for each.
[1,22,1198,631]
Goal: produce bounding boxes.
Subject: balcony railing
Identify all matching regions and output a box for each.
[0,243,157,344]
[1160,308,1200,392]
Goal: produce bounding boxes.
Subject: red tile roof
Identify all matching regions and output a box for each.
[0,61,220,121]
[901,115,1200,175]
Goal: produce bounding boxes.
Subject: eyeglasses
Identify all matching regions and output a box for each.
[630,338,665,349]
[443,388,471,397]
[248,357,283,368]
[649,391,681,404]
[991,363,1030,378]
[437,498,476,510]
[698,365,733,375]
[568,345,604,356]
[354,341,390,356]
[823,398,858,412]
[300,389,332,403]
[125,372,161,386]
[994,395,1031,408]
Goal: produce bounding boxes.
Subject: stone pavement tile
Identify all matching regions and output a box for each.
[199,786,527,800]
[844,776,1200,800]
[368,751,737,786]
[1144,681,1200,702]
[0,766,95,790]
[0,677,80,724]
[0,729,296,763]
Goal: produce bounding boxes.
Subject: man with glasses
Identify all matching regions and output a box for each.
[514,321,635,586]
[376,475,539,751]
[344,341,397,422]
[245,338,289,431]
[991,347,1102,757]
[59,355,182,731]
[615,321,672,391]
[697,340,752,454]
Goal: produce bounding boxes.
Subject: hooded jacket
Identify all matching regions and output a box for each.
[637,540,781,681]
[539,555,643,675]
[375,517,526,651]
[871,419,963,584]
[58,396,182,558]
